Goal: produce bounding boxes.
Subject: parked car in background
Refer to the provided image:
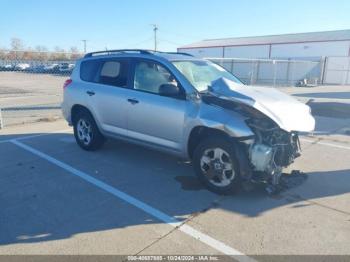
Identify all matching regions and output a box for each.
[5,64,15,71]
[0,64,14,71]
[14,63,31,71]
[58,63,75,74]
[43,63,59,73]
[27,64,46,73]
[62,49,315,194]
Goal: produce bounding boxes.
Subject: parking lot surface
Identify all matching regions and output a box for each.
[1,117,350,258]
[0,72,64,126]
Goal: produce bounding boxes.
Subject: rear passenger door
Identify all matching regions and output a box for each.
[81,58,132,136]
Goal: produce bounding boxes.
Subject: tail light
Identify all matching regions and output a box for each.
[63,79,72,90]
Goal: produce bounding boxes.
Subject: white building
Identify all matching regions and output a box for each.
[178,30,350,85]
[178,30,350,61]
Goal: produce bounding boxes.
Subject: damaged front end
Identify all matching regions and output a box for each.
[246,118,301,187]
[201,77,314,190]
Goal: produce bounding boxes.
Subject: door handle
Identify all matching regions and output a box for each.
[86,91,95,96]
[127,98,139,105]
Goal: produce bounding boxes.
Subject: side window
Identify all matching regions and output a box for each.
[98,60,129,87]
[80,60,101,82]
[134,61,179,94]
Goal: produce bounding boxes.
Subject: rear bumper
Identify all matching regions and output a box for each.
[61,103,72,125]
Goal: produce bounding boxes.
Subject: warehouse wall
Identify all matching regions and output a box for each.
[224,45,270,58]
[179,40,350,60]
[271,41,350,59]
[179,45,270,58]
[178,47,223,58]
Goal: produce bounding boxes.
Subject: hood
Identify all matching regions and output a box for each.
[208,78,315,132]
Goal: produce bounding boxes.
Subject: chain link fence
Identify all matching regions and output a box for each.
[322,56,350,85]
[208,57,323,87]
[0,50,82,129]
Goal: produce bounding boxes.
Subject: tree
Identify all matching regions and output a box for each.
[23,47,34,60]
[0,49,6,59]
[35,45,48,52]
[70,46,79,54]
[52,46,67,60]
[11,38,24,51]
[35,45,49,61]
[70,46,81,60]
[10,38,25,60]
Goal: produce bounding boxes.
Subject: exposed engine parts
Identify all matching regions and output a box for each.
[249,144,274,172]
[247,118,302,186]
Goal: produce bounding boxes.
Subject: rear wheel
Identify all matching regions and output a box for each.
[73,111,105,151]
[193,137,241,195]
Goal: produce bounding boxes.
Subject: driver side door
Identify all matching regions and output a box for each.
[126,59,188,152]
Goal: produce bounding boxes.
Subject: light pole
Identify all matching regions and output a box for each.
[151,24,158,51]
[81,40,87,53]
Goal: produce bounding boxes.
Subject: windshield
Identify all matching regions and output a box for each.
[172,60,243,92]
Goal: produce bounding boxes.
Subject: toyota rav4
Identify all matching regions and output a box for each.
[62,49,315,194]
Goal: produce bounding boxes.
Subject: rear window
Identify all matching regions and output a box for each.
[80,59,129,87]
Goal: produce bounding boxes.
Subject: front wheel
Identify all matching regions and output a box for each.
[193,137,241,195]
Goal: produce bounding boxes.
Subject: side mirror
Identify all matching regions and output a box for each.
[159,83,181,98]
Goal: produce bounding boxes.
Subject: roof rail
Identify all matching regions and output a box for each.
[84,49,194,58]
[84,49,153,58]
[163,52,194,57]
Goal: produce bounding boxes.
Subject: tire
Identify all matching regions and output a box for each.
[73,110,105,151]
[193,136,241,195]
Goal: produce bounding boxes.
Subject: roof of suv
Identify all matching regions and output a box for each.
[83,49,198,61]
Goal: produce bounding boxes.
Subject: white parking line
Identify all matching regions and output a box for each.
[11,139,254,262]
[301,138,350,150]
[0,129,72,144]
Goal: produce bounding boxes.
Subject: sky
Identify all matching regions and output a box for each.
[1,0,350,52]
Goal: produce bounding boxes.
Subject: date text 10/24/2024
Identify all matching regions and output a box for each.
[127,256,220,261]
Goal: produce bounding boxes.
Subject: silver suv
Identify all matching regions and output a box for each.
[62,49,315,194]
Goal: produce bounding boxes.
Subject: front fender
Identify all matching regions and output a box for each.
[181,103,255,157]
[198,104,254,138]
